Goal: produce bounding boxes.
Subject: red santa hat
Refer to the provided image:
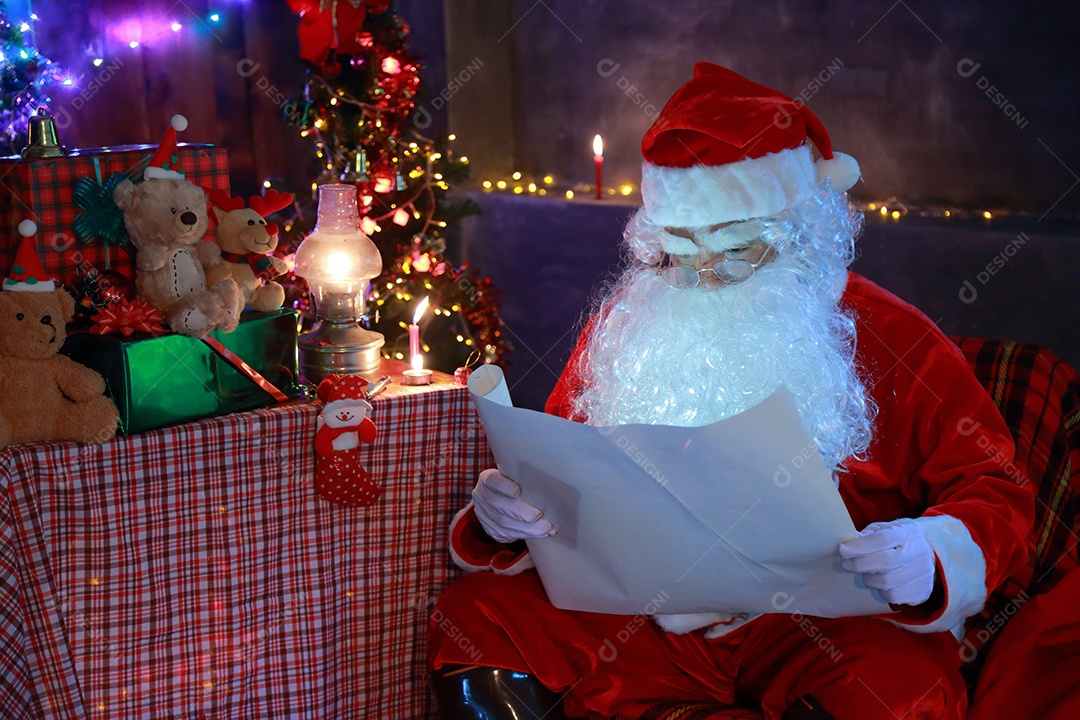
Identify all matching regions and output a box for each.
[322,375,373,417]
[144,114,189,181]
[639,63,860,255]
[3,220,57,292]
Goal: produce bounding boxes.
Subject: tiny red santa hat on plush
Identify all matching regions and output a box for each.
[144,114,189,181]
[638,63,860,255]
[323,375,373,417]
[4,220,57,292]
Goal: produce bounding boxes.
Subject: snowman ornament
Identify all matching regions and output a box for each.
[314,374,381,506]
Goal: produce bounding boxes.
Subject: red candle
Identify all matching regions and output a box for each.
[593,134,603,200]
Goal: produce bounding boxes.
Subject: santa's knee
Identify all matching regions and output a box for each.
[813,651,964,720]
[429,571,502,635]
[427,571,545,670]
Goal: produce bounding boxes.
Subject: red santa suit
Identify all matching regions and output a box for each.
[967,565,1080,720]
[428,272,1035,720]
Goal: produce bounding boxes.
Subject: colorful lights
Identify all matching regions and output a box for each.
[381,56,401,74]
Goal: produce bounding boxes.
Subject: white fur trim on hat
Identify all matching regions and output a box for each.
[886,514,988,636]
[3,278,56,292]
[144,166,184,181]
[640,145,861,230]
[171,114,189,132]
[641,145,817,228]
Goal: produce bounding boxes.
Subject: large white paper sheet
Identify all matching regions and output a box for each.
[467,365,889,618]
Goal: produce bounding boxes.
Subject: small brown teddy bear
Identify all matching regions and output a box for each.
[0,223,118,449]
[203,188,294,312]
[113,115,243,338]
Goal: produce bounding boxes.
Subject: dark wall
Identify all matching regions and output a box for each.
[509,0,1080,217]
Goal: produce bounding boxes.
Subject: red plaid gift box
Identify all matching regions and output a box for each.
[0,143,229,283]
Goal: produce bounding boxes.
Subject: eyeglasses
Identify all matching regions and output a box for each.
[656,240,775,289]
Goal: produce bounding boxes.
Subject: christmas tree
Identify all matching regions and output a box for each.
[0,5,64,156]
[282,0,504,373]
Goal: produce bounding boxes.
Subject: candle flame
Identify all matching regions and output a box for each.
[593,134,603,157]
[411,353,424,371]
[412,296,430,324]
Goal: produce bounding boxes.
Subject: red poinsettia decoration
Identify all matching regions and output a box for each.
[89,299,166,337]
[287,0,392,65]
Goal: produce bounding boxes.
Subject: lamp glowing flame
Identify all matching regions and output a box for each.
[413,296,430,324]
[593,134,603,157]
[324,250,354,281]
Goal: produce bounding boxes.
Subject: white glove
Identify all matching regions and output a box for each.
[839,520,936,606]
[472,469,555,543]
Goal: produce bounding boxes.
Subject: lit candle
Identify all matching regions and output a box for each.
[403,352,433,386]
[408,296,429,364]
[593,134,604,200]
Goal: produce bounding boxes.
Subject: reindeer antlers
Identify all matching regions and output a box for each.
[250,189,294,217]
[206,188,294,217]
[207,188,245,212]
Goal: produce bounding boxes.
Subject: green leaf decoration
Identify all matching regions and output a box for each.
[72,172,132,248]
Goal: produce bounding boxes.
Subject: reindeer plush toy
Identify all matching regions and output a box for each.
[203,189,295,312]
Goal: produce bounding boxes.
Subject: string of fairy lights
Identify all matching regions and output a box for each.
[474,172,1012,222]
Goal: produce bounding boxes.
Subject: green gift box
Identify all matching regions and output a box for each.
[62,309,299,434]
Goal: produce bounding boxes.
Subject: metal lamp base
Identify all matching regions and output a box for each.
[299,319,385,385]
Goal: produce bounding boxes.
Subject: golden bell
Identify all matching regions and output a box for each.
[22,106,67,159]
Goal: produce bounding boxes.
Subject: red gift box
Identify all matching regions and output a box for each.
[0,143,229,283]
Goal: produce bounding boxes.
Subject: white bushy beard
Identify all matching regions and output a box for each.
[571,187,874,472]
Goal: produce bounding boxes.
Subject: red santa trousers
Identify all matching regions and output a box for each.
[428,570,966,720]
[967,567,1080,720]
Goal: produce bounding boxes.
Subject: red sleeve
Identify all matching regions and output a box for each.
[447,503,534,575]
[842,273,1036,633]
[359,416,376,444]
[544,317,595,419]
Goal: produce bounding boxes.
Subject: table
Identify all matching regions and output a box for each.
[0,370,493,720]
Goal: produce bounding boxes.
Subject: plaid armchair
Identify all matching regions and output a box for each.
[587,339,1080,720]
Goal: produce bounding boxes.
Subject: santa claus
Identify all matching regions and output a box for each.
[427,64,1034,720]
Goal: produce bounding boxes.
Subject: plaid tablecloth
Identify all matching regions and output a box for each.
[0,380,492,720]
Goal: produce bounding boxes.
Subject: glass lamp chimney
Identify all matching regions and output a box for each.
[294,184,385,383]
